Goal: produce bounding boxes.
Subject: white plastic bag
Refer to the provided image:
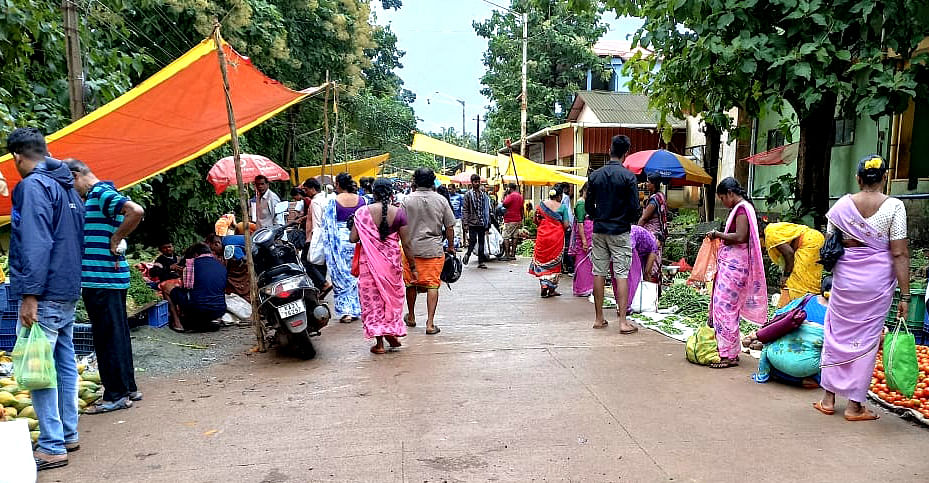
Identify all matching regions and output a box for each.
[0,419,37,483]
[487,225,503,257]
[630,281,659,314]
[308,229,326,265]
[225,294,252,320]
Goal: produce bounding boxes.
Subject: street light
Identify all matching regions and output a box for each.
[428,91,466,143]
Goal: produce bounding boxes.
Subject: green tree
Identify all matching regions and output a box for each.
[607,0,929,223]
[474,0,609,152]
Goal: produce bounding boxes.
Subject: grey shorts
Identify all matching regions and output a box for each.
[591,232,632,278]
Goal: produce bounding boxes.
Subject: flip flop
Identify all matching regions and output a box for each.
[320,284,334,299]
[845,410,880,421]
[339,316,353,324]
[35,456,68,471]
[426,326,441,335]
[384,335,402,348]
[370,345,387,355]
[168,325,189,333]
[592,321,609,329]
[812,401,835,415]
[619,326,639,335]
[84,398,132,415]
[404,314,416,327]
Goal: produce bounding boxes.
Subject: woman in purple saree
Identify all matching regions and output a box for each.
[611,226,659,312]
[814,156,910,421]
[707,178,767,369]
[570,183,594,296]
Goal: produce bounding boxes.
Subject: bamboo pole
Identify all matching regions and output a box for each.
[321,71,330,184]
[213,24,266,351]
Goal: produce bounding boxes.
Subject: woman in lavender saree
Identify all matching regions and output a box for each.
[814,156,910,421]
[706,178,767,369]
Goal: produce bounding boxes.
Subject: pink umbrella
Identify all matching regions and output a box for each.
[207,154,290,194]
[450,171,485,184]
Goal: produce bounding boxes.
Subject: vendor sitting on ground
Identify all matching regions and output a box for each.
[751,277,832,388]
[168,242,227,332]
[206,233,251,300]
[150,241,180,282]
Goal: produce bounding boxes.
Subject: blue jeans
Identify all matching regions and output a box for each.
[17,300,79,455]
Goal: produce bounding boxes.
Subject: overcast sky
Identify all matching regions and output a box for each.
[373,1,642,137]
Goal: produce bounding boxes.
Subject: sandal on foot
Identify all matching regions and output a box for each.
[384,335,402,348]
[84,397,132,415]
[592,321,609,329]
[404,314,416,327]
[370,345,387,355]
[34,455,68,471]
[320,284,334,299]
[426,326,441,335]
[845,410,880,421]
[708,359,738,369]
[65,442,80,453]
[339,316,353,324]
[813,401,835,415]
[619,326,639,335]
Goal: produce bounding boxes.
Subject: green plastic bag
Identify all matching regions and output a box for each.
[686,325,722,365]
[884,319,917,398]
[11,325,57,391]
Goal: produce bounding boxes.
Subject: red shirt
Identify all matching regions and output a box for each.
[502,192,524,223]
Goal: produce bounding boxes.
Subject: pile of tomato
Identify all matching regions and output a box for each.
[870,345,929,420]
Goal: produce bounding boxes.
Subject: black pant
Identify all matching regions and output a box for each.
[562,225,575,273]
[83,288,137,402]
[302,246,329,290]
[466,225,487,263]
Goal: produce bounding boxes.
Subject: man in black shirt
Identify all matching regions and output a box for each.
[586,135,641,334]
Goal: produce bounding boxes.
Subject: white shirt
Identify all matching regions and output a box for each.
[249,189,281,229]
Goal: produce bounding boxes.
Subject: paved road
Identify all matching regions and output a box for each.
[47,260,929,482]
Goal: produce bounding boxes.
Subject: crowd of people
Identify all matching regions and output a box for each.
[3,124,916,471]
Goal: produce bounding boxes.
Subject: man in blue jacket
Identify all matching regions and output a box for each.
[7,128,85,470]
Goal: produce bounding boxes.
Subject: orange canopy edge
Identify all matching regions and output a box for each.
[0,37,323,217]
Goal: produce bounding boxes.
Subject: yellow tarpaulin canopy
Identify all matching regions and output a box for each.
[410,133,499,167]
[292,153,389,181]
[504,153,587,186]
[435,173,452,185]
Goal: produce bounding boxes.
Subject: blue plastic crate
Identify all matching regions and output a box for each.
[0,317,17,352]
[73,323,94,356]
[2,299,20,321]
[147,300,169,328]
[0,284,8,314]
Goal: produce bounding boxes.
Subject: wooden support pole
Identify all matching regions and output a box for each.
[213,24,266,351]
[321,71,330,184]
[62,0,84,121]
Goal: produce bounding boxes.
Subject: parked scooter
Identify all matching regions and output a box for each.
[250,223,330,359]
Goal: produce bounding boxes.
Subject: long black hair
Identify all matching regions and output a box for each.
[548,184,564,200]
[716,177,752,205]
[372,178,394,242]
[647,172,664,191]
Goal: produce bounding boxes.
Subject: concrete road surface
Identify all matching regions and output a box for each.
[46,261,929,482]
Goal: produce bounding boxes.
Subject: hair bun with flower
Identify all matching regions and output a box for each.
[864,156,883,170]
[549,189,557,197]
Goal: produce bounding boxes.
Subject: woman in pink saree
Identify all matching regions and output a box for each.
[350,179,418,354]
[570,183,594,296]
[814,156,910,421]
[707,178,767,369]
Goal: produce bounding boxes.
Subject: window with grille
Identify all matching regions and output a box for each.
[834,118,856,146]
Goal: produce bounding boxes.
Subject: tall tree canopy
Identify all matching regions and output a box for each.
[474,0,609,152]
[1,0,420,245]
[607,0,929,223]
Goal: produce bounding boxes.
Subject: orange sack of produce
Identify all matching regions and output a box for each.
[687,237,721,286]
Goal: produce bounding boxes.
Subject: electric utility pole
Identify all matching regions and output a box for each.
[62,0,84,121]
[520,10,528,157]
[474,114,481,152]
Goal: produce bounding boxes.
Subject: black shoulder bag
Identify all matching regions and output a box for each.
[820,230,845,272]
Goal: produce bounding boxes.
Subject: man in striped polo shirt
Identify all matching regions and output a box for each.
[67,160,145,414]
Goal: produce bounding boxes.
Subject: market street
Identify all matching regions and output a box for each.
[45,261,929,482]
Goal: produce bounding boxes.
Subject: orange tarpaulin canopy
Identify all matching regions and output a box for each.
[0,37,321,218]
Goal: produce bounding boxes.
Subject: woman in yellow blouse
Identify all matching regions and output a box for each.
[764,222,825,306]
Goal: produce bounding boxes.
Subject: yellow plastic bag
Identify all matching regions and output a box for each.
[686,325,722,365]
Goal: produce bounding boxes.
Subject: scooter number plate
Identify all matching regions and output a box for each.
[278,300,305,318]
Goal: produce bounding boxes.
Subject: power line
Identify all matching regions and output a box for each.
[87,0,181,62]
